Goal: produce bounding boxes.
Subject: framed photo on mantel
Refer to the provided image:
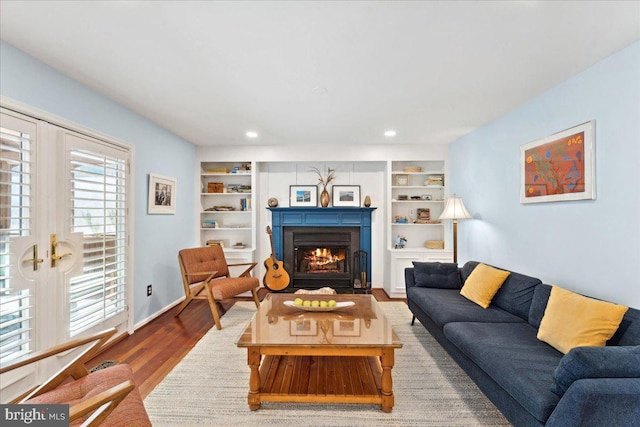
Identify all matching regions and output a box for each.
[332,185,361,207]
[289,185,318,207]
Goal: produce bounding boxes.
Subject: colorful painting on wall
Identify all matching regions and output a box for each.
[520,121,596,203]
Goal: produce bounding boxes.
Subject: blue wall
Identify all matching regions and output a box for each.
[449,41,640,308]
[0,41,197,325]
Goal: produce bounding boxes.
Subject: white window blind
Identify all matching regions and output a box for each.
[68,148,128,336]
[0,124,33,364]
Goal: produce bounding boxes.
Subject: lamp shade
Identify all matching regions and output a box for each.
[439,194,472,220]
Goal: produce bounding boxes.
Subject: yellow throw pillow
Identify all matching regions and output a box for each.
[459,263,511,308]
[537,286,628,354]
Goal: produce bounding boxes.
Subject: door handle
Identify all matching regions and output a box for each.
[22,244,44,271]
[50,234,72,267]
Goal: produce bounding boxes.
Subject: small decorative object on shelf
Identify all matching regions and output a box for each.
[397,195,408,200]
[403,166,423,173]
[363,195,371,207]
[394,216,409,224]
[393,174,409,186]
[425,240,445,249]
[425,175,444,186]
[207,182,224,193]
[206,239,225,247]
[414,208,431,223]
[394,235,407,249]
[267,197,279,207]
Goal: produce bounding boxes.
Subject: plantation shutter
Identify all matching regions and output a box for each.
[0,113,35,363]
[67,135,129,337]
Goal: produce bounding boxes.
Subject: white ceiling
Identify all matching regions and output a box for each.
[1,1,639,147]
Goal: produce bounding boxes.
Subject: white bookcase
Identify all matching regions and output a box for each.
[386,160,453,297]
[199,162,256,264]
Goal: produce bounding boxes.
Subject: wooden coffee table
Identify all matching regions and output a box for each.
[236,293,402,412]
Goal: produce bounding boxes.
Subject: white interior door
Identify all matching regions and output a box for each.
[0,108,131,401]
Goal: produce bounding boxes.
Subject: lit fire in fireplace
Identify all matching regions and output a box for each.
[301,247,345,273]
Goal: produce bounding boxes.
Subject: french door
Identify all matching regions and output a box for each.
[0,107,131,399]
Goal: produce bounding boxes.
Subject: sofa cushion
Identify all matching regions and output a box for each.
[491,270,542,321]
[528,283,552,328]
[412,261,462,289]
[552,345,640,397]
[407,287,525,328]
[537,286,628,354]
[443,322,563,423]
[26,364,151,427]
[460,261,541,320]
[609,306,640,346]
[460,261,481,282]
[460,263,510,308]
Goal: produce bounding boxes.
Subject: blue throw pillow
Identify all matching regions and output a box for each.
[412,262,462,289]
[551,345,640,397]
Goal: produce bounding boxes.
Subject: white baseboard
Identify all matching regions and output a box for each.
[134,296,184,331]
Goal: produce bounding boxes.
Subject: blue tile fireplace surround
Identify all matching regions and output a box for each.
[268,207,376,292]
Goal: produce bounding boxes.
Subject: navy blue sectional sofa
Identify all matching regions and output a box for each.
[405,261,640,427]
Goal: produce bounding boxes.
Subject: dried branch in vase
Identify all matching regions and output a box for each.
[310,167,336,191]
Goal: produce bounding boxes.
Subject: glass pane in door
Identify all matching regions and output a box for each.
[0,120,33,364]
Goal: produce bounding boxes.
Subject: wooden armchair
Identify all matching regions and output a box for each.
[176,245,261,330]
[0,328,151,427]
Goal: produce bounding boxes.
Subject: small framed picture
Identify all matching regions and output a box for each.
[332,185,361,207]
[333,319,360,337]
[290,319,318,336]
[393,174,409,186]
[289,185,318,207]
[148,173,177,214]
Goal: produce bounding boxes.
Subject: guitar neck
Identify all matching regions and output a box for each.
[268,232,278,262]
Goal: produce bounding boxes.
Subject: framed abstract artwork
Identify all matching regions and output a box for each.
[520,121,595,204]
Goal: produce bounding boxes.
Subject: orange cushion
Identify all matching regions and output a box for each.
[537,286,628,354]
[26,364,151,427]
[210,276,258,300]
[460,263,510,308]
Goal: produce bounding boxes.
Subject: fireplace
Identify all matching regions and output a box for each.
[284,227,359,292]
[268,207,376,293]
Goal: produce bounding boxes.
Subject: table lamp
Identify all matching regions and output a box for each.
[439,194,472,264]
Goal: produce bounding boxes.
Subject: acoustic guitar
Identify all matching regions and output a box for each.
[263,226,290,291]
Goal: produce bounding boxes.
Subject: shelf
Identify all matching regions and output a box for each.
[392,186,444,189]
[200,227,252,231]
[391,171,443,175]
[201,192,251,196]
[222,248,254,253]
[392,199,444,203]
[201,210,251,214]
[392,223,443,226]
[201,172,251,176]
[388,248,450,253]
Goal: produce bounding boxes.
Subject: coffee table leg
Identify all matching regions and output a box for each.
[248,348,261,410]
[381,348,395,412]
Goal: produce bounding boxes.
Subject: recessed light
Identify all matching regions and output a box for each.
[312,86,329,95]
[384,130,397,137]
[246,131,258,138]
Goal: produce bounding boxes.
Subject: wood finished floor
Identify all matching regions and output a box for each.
[88,288,404,398]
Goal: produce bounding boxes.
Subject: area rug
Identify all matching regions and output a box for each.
[144,302,511,426]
